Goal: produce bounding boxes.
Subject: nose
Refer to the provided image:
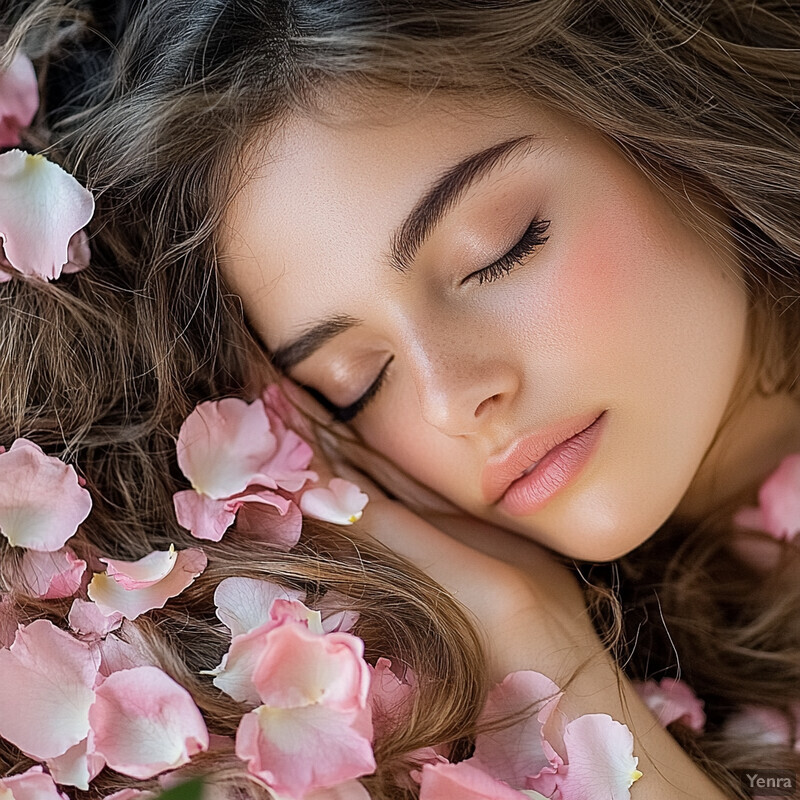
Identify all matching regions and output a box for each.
[406,331,519,437]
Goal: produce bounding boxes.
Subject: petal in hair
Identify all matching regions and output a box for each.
[235,704,376,800]
[0,439,92,551]
[0,51,38,148]
[299,478,369,526]
[68,598,123,638]
[635,677,706,732]
[418,762,535,800]
[45,738,105,790]
[89,665,209,779]
[0,620,98,760]
[0,150,94,280]
[87,546,207,620]
[0,766,68,800]
[213,576,305,637]
[18,547,87,599]
[734,453,800,541]
[176,398,277,499]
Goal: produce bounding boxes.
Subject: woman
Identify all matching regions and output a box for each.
[1,1,799,798]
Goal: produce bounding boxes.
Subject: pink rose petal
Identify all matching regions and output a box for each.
[0,619,99,760]
[97,626,154,676]
[173,490,238,542]
[551,714,642,800]
[213,576,305,637]
[0,150,94,280]
[473,671,562,788]
[89,665,209,779]
[0,51,38,148]
[0,767,68,800]
[302,782,371,800]
[233,496,303,551]
[418,762,533,800]
[317,591,360,634]
[18,546,86,599]
[0,438,92,551]
[176,398,276,499]
[369,657,414,739]
[88,546,207,620]
[251,624,371,714]
[635,677,706,732]
[68,598,123,638]
[235,704,375,800]
[102,791,157,800]
[299,478,369,525]
[174,487,291,543]
[62,228,91,273]
[735,454,800,541]
[45,738,105,790]
[102,546,177,589]
[722,705,793,747]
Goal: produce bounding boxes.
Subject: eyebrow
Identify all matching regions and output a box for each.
[271,133,537,372]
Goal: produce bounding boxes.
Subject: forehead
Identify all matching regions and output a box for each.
[220,93,565,345]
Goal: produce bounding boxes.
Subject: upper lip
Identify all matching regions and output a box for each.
[481,410,604,504]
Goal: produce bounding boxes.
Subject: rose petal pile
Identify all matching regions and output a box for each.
[173,394,367,547]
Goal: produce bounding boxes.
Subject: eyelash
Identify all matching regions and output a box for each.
[316,216,550,422]
[464,215,551,285]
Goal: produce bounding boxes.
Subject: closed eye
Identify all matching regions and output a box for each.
[462,216,550,285]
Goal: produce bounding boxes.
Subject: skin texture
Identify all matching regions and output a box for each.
[222,93,798,562]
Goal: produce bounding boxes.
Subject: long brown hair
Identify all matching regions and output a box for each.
[2,1,800,797]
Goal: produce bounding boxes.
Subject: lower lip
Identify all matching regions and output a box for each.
[498,412,606,516]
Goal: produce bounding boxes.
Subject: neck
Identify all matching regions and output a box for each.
[674,384,800,524]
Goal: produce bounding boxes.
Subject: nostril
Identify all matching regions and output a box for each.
[475,393,501,418]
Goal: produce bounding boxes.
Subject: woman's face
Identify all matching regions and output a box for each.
[221,94,749,561]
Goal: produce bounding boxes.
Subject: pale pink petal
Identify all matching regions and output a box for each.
[173,490,237,542]
[102,546,177,589]
[89,665,209,779]
[0,438,92,551]
[0,52,38,148]
[61,228,91,273]
[473,671,562,788]
[251,624,371,714]
[45,738,105,790]
[213,576,305,637]
[18,547,86,599]
[722,705,793,747]
[0,767,68,800]
[257,427,317,493]
[0,619,99,760]
[102,791,157,800]
[317,591,360,634]
[176,398,276,499]
[68,598,123,638]
[299,478,369,525]
[235,704,375,799]
[207,620,275,705]
[369,658,413,739]
[755,454,800,540]
[97,626,154,676]
[553,714,642,800]
[174,486,291,543]
[268,597,325,634]
[0,150,94,280]
[635,678,706,732]
[0,593,18,646]
[88,547,207,620]
[234,497,302,551]
[262,382,313,439]
[418,762,530,800]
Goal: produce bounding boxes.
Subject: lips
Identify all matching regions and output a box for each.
[481,410,604,505]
